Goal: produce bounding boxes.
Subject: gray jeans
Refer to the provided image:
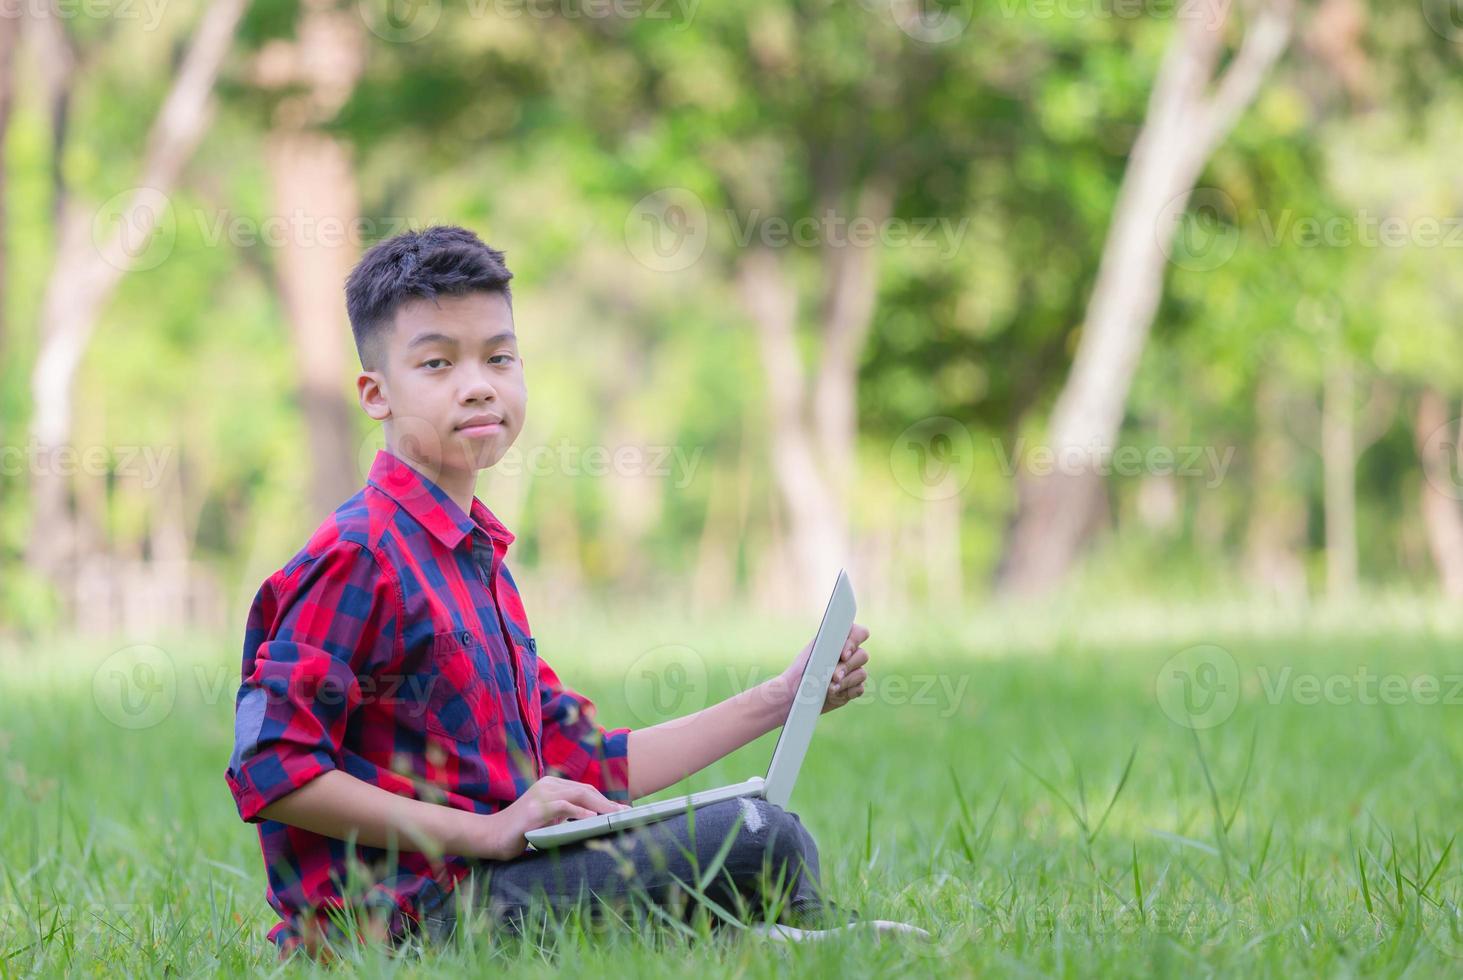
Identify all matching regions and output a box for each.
[422,797,824,942]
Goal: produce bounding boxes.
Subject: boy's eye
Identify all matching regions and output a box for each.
[489,354,514,365]
[422,358,449,369]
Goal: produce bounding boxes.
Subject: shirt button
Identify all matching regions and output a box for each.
[460,630,472,645]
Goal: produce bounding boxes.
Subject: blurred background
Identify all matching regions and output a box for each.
[2,0,1462,642]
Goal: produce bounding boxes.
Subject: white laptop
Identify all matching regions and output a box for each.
[525,568,856,849]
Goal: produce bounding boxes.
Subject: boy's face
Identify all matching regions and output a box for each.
[357,290,526,481]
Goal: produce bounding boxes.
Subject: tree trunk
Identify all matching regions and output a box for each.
[0,11,18,365]
[1321,356,1358,597]
[1414,387,1463,598]
[733,177,894,606]
[735,247,847,606]
[25,0,249,601]
[31,0,77,227]
[997,0,1291,596]
[1244,374,1307,598]
[257,1,368,519]
[812,178,894,498]
[265,130,364,518]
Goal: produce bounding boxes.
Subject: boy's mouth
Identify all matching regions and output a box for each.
[456,415,504,438]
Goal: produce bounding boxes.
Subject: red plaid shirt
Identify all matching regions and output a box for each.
[226,449,632,957]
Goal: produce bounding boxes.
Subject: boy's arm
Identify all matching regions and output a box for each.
[626,676,792,799]
[258,768,626,860]
[627,623,872,799]
[258,769,479,853]
[229,542,624,860]
[226,541,399,825]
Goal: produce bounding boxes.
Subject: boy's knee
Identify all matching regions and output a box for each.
[680,797,814,873]
[732,799,811,861]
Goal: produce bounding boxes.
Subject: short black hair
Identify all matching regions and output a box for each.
[345,224,514,369]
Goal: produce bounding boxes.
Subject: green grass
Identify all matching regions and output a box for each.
[4,597,1463,977]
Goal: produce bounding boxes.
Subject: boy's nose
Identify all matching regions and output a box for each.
[459,377,498,403]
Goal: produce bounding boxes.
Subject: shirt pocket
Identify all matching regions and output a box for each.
[424,629,490,743]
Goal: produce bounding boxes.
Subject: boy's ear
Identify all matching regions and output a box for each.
[357,371,391,422]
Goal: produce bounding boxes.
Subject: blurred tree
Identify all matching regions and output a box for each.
[23,0,249,613]
[1307,0,1377,598]
[4,0,1461,630]
[998,0,1292,596]
[1415,390,1463,597]
[0,11,16,366]
[248,0,366,520]
[557,3,987,605]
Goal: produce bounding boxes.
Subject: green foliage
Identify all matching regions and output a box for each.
[4,0,1463,628]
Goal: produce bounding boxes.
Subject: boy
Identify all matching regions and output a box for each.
[225,225,908,960]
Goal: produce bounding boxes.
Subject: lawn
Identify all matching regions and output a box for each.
[3,597,1462,977]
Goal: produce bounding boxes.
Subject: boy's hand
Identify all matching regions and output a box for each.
[777,622,870,715]
[475,776,630,860]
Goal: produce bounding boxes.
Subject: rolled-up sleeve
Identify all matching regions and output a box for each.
[226,541,399,823]
[537,657,632,803]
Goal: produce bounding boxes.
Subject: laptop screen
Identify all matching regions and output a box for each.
[761,569,855,808]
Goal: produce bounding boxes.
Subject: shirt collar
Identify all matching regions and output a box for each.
[367,449,516,552]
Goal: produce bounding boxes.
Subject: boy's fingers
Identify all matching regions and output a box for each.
[554,803,597,824]
[574,788,618,813]
[569,783,627,813]
[833,649,868,683]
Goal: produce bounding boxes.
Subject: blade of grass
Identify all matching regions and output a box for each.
[1132,843,1147,925]
[1011,752,1088,837]
[1223,726,1259,832]
[1087,744,1138,844]
[1188,726,1232,884]
[1357,849,1374,917]
[1419,835,1455,899]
